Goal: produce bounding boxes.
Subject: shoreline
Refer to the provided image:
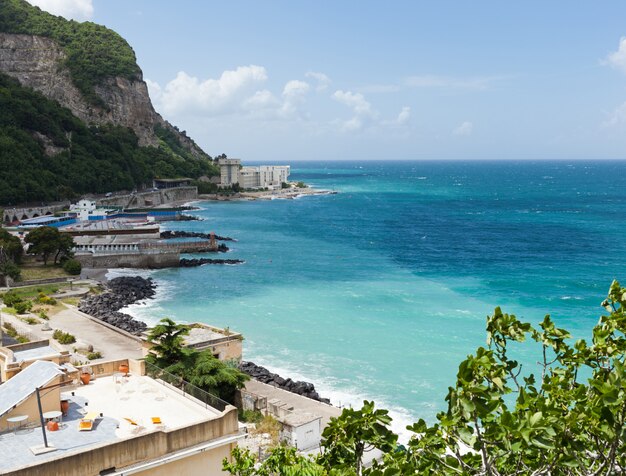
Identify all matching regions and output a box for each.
[199,187,337,202]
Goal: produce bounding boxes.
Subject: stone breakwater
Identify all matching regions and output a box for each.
[79,276,155,335]
[179,258,244,266]
[160,230,236,241]
[239,361,331,404]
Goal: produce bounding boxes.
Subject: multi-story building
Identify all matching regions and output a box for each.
[258,165,290,189]
[219,158,242,187]
[219,159,290,190]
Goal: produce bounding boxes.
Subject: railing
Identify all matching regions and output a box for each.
[145,362,230,412]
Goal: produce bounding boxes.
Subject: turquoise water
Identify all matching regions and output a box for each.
[119,160,626,437]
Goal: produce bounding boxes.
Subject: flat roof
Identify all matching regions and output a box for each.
[74,236,151,245]
[279,411,321,427]
[19,216,69,225]
[0,373,223,473]
[12,345,60,363]
[185,326,241,346]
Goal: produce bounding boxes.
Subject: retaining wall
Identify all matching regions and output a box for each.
[96,187,197,208]
[76,252,179,269]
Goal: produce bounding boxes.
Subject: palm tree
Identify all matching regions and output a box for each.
[188,351,249,402]
[145,317,192,371]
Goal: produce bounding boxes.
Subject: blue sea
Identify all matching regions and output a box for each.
[117,160,626,438]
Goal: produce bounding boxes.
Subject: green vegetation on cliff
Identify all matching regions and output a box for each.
[0,73,217,205]
[0,0,140,106]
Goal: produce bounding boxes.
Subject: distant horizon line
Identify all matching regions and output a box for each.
[242,157,626,163]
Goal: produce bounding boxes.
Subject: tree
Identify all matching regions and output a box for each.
[54,233,74,264]
[188,351,249,403]
[145,317,192,371]
[146,318,248,404]
[224,446,327,476]
[0,228,23,263]
[25,226,60,265]
[224,280,626,475]
[24,226,75,265]
[320,401,397,476]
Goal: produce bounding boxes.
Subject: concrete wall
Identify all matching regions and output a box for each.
[280,419,321,451]
[135,442,235,476]
[75,252,180,269]
[96,187,197,209]
[77,358,144,378]
[7,407,240,476]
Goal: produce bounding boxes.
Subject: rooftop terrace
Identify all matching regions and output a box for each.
[0,370,231,474]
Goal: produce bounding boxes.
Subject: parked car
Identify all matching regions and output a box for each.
[105,192,113,197]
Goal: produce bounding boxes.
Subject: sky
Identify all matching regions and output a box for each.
[24,0,626,161]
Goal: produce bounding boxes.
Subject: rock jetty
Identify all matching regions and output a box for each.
[79,276,155,335]
[160,230,236,241]
[180,258,244,266]
[239,361,331,404]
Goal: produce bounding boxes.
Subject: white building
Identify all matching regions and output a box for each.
[69,199,96,221]
[219,159,290,190]
[259,165,290,189]
[278,412,322,451]
[69,199,113,222]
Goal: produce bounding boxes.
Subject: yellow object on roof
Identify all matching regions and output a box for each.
[78,419,93,431]
[151,417,162,424]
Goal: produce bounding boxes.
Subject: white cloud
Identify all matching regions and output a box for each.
[333,90,374,117]
[244,90,279,110]
[605,37,626,74]
[26,0,93,21]
[396,106,411,125]
[305,72,331,91]
[149,65,268,116]
[332,90,378,132]
[280,80,310,117]
[404,75,504,90]
[453,121,473,136]
[282,80,310,99]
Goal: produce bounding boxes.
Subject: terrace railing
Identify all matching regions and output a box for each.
[145,362,229,412]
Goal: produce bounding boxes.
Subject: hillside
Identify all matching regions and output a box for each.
[0,0,218,205]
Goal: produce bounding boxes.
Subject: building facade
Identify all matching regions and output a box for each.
[219,158,242,187]
[219,159,290,190]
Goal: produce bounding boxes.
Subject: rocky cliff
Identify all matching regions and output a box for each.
[0,32,203,155]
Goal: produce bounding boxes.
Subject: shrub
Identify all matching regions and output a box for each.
[52,329,76,344]
[62,258,82,276]
[3,322,17,337]
[21,316,39,325]
[86,351,102,360]
[1,291,22,307]
[38,310,49,320]
[0,261,21,281]
[13,301,32,314]
[239,409,263,423]
[36,293,57,305]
